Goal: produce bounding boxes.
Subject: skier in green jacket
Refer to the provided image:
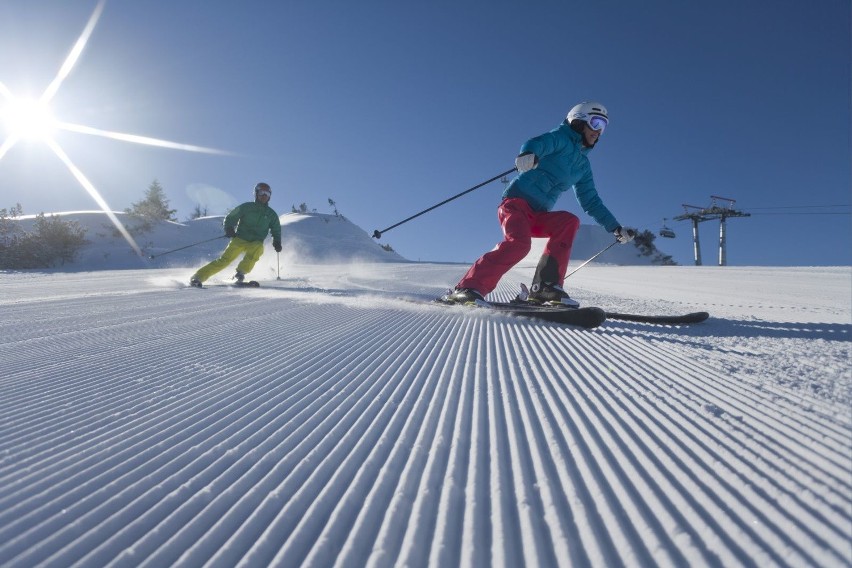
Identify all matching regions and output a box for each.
[190,182,282,287]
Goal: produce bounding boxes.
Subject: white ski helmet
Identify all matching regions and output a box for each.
[566,101,608,125]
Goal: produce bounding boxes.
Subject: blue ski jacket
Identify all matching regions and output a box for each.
[502,121,620,232]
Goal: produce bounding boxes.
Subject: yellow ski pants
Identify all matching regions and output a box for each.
[192,237,265,283]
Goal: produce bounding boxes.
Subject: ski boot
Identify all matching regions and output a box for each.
[527,282,580,308]
[440,287,485,305]
[189,277,202,288]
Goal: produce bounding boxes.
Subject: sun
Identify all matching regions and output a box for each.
[1,96,58,142]
[0,0,229,260]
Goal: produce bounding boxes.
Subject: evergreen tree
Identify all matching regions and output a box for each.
[126,180,177,221]
[189,204,209,220]
[633,229,656,256]
[631,229,677,266]
[0,204,24,267]
[0,203,23,246]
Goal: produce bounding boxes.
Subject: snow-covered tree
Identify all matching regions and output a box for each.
[126,180,177,222]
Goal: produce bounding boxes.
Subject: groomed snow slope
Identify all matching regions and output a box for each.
[0,263,849,567]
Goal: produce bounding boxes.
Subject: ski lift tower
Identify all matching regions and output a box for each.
[673,196,750,266]
[708,196,751,265]
[674,204,708,266]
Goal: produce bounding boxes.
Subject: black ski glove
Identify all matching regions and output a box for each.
[273,239,282,252]
[225,226,236,238]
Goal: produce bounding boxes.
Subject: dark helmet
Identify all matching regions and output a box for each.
[254,182,271,202]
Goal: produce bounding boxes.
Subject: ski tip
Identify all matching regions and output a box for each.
[604,310,710,325]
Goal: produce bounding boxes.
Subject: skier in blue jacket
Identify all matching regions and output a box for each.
[444,101,635,306]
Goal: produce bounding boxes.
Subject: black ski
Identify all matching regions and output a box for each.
[605,311,709,324]
[435,298,606,329]
[483,302,607,329]
[513,284,708,325]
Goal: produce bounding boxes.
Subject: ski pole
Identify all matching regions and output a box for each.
[276,251,282,280]
[565,240,619,278]
[147,235,227,260]
[372,167,517,239]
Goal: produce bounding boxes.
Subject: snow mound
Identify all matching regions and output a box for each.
[279,213,406,264]
[5,211,405,271]
[5,210,671,272]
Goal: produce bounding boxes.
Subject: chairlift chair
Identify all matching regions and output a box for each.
[659,219,676,238]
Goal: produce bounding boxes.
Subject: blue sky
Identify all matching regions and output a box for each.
[1,0,849,267]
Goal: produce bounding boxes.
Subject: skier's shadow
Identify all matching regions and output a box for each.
[610,317,850,342]
[706,318,850,341]
[265,284,851,342]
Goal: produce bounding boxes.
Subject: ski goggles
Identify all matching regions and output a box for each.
[587,115,608,132]
[256,188,271,198]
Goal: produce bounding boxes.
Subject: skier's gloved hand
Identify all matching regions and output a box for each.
[613,226,636,244]
[225,226,237,238]
[515,152,538,173]
[273,239,282,252]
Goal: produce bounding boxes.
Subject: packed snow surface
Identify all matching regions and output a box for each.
[0,212,849,567]
[1,263,849,567]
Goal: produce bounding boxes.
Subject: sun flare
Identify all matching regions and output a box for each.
[0,0,229,260]
[1,96,58,142]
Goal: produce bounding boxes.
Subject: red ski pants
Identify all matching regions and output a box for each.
[456,198,580,296]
